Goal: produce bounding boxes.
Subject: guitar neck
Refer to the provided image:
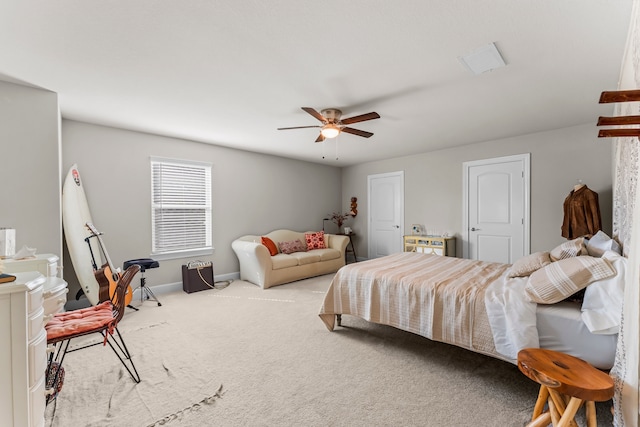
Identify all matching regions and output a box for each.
[86,223,120,282]
[96,235,119,282]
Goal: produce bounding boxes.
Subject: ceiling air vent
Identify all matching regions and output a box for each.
[458,42,506,75]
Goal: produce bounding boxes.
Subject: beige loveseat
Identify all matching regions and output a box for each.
[231,229,349,289]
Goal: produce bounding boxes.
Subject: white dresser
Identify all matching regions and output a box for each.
[3,254,69,319]
[0,272,47,427]
[3,254,60,277]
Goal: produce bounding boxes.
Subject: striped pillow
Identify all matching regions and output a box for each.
[549,237,587,261]
[525,256,615,304]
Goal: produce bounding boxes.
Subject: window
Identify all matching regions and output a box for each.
[150,157,212,259]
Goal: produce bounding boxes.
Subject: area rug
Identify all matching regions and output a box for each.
[45,304,225,426]
[44,274,613,426]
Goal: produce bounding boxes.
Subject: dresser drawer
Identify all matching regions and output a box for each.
[416,246,444,256]
[27,287,44,315]
[29,330,47,387]
[30,375,46,427]
[28,307,44,341]
[43,287,68,317]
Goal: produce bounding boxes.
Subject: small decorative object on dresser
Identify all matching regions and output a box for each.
[0,227,16,258]
[411,224,424,235]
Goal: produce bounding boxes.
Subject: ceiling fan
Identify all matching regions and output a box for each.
[278,107,380,142]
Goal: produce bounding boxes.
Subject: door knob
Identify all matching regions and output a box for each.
[393,225,400,229]
[471,227,481,231]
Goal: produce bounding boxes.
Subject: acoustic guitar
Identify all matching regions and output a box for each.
[85,223,133,306]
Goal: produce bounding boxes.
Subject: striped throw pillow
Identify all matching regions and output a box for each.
[525,256,615,304]
[549,237,587,261]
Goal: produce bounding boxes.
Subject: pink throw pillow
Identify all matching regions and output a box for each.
[305,231,326,250]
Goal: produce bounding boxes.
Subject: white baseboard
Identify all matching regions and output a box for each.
[131,271,241,298]
[65,271,241,310]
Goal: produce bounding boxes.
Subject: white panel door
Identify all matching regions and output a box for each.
[368,171,404,258]
[463,154,529,263]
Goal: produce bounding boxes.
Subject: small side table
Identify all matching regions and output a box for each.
[517,348,613,427]
[337,232,357,263]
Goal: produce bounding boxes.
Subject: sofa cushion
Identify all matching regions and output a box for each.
[290,251,321,265]
[271,254,299,270]
[305,231,326,250]
[313,248,341,262]
[261,236,279,256]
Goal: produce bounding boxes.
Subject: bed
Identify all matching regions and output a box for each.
[318,234,626,370]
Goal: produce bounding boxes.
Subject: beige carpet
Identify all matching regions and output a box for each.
[45,274,613,426]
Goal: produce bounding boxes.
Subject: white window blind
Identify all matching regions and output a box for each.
[150,157,212,257]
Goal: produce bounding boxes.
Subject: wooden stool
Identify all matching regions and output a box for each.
[517,348,613,427]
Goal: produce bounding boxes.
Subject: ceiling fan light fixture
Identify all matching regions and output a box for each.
[321,123,340,139]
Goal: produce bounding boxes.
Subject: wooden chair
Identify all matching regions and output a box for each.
[44,264,141,402]
[517,348,614,427]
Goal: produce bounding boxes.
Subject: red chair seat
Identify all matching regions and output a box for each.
[45,301,115,342]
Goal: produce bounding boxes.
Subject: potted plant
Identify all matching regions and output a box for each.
[329,211,350,232]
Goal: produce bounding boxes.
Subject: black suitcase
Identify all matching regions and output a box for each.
[182,261,214,293]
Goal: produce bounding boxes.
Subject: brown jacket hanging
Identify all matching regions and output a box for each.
[561,185,601,239]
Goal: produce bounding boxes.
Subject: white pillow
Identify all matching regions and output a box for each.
[586,230,622,257]
[581,250,627,334]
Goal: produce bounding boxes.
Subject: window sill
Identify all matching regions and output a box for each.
[151,247,214,261]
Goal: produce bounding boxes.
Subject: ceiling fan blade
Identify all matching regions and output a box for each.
[301,107,327,123]
[341,112,380,125]
[277,125,321,130]
[342,127,374,138]
[315,133,325,143]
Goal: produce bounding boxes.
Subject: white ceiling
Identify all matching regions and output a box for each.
[0,1,633,166]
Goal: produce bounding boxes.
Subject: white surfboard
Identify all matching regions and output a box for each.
[62,164,103,305]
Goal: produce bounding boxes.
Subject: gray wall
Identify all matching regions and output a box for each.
[61,120,342,295]
[341,123,613,258]
[0,79,615,297]
[0,80,62,256]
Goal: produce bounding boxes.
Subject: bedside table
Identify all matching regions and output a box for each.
[337,233,357,263]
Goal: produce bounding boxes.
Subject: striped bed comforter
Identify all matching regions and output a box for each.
[318,252,513,362]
